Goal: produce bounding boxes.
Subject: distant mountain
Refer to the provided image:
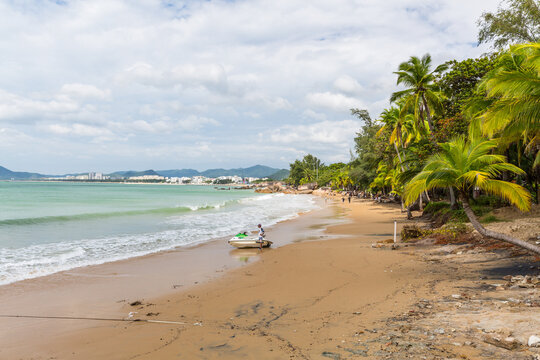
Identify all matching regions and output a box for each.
[268,169,290,180]
[156,165,285,179]
[0,165,288,180]
[156,169,200,178]
[201,165,282,178]
[108,169,160,178]
[0,166,49,180]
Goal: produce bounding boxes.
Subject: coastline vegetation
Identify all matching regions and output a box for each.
[286,0,539,254]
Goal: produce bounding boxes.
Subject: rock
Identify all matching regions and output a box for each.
[528,335,540,347]
[451,294,461,299]
[255,188,273,193]
[434,328,445,335]
[483,335,521,350]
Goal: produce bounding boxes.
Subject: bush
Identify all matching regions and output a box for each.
[423,201,451,215]
[479,214,503,224]
[471,195,505,208]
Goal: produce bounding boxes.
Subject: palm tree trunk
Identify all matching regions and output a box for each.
[449,187,456,209]
[462,198,540,255]
[421,93,434,132]
[394,143,405,172]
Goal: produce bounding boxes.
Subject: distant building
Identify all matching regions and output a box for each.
[128,175,165,181]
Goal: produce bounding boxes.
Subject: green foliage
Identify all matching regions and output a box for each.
[480,214,504,223]
[433,55,498,142]
[404,136,532,212]
[477,0,540,49]
[423,201,451,215]
[351,109,390,189]
[391,53,448,132]
[287,154,324,186]
[471,194,506,207]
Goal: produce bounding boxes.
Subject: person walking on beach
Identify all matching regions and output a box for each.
[348,193,351,203]
[257,224,265,250]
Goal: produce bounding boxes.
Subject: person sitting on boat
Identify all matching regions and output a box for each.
[257,224,265,249]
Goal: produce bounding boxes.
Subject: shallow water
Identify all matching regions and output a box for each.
[0,182,319,285]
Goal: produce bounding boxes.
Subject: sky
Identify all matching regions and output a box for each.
[0,0,499,174]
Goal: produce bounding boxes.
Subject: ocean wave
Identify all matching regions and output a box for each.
[0,199,240,226]
[0,193,320,285]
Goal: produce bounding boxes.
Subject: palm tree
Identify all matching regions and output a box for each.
[376,107,420,217]
[332,170,352,190]
[476,43,540,167]
[391,54,448,132]
[404,136,539,255]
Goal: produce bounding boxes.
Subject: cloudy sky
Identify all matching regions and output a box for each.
[0,0,498,174]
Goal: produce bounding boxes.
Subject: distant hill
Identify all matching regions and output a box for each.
[156,165,285,179]
[268,169,290,180]
[156,169,200,178]
[108,169,160,178]
[0,165,288,180]
[0,166,49,180]
[201,165,282,178]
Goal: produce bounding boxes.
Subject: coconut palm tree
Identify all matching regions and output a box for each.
[477,43,540,167]
[390,54,448,132]
[377,106,422,167]
[404,136,539,255]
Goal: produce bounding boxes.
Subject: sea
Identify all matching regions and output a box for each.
[0,181,319,286]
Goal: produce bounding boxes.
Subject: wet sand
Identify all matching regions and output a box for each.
[1,199,437,359]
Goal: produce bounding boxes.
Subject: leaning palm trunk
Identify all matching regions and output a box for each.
[462,198,540,255]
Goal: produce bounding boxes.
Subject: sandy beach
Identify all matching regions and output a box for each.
[2,197,539,359]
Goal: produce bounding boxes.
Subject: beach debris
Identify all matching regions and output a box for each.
[528,335,540,347]
[500,275,540,289]
[321,351,341,359]
[193,322,203,326]
[483,334,521,350]
[400,225,424,242]
[146,312,160,317]
[127,312,137,319]
[129,300,142,306]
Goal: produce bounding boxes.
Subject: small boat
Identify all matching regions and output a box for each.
[228,232,273,248]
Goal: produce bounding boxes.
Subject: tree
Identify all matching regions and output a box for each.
[288,155,324,186]
[404,136,539,255]
[471,43,540,202]
[433,55,498,142]
[477,0,540,49]
[350,109,390,189]
[476,43,539,160]
[390,54,448,132]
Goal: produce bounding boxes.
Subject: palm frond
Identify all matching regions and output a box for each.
[480,179,532,212]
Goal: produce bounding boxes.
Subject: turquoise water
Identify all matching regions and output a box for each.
[0,182,318,285]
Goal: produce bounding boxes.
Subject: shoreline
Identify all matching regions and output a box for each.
[0,198,341,358]
[0,188,319,287]
[3,198,538,359]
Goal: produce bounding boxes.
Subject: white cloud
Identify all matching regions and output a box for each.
[0,0,500,172]
[333,75,363,95]
[269,119,361,147]
[306,92,363,112]
[60,83,111,100]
